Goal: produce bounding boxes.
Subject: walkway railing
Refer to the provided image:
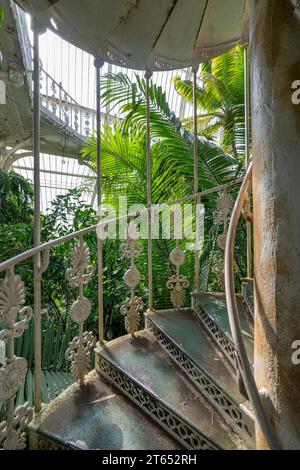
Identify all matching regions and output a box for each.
[40,68,121,137]
[224,162,280,450]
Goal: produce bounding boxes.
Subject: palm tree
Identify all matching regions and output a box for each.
[81,69,248,295]
[173,46,247,162]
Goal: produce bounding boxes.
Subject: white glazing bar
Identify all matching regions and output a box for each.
[244,47,252,279]
[145,69,153,311]
[94,57,105,344]
[193,66,201,291]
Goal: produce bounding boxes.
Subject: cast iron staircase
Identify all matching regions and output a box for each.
[29,284,255,450]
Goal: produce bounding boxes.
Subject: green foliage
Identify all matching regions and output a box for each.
[0,48,251,407]
[0,6,3,28]
[173,46,249,160]
[82,66,248,297]
[0,170,33,225]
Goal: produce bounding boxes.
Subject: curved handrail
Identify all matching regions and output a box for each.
[0,211,139,273]
[224,162,280,450]
[0,177,245,273]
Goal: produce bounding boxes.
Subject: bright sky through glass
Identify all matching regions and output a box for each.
[14,13,192,213]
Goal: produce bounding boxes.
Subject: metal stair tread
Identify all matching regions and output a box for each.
[33,370,180,450]
[97,332,245,450]
[146,308,246,405]
[192,292,254,362]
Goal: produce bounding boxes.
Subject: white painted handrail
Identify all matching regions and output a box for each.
[0,177,244,273]
[224,162,280,449]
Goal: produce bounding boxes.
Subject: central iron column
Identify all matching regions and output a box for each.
[250,0,300,449]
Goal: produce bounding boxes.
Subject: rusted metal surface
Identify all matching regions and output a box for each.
[31,371,180,450]
[146,308,255,446]
[250,0,300,449]
[193,292,254,362]
[97,332,246,449]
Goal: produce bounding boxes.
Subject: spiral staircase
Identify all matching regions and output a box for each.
[0,0,268,453]
[27,282,255,451]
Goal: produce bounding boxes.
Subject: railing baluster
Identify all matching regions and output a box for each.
[65,238,96,385]
[213,191,234,290]
[0,268,33,449]
[192,65,201,292]
[167,240,189,309]
[58,82,62,120]
[145,69,153,312]
[33,24,42,415]
[94,58,105,344]
[84,111,90,136]
[120,223,144,336]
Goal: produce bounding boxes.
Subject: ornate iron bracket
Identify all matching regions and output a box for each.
[0,268,33,450]
[65,238,96,385]
[167,243,189,309]
[120,226,144,336]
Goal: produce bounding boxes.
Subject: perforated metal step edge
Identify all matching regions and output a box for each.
[145,315,254,447]
[192,295,237,369]
[95,348,221,451]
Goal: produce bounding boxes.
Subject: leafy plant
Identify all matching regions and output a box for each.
[82,68,248,297]
[173,46,249,161]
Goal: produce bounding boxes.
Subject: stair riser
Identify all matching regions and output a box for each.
[192,297,236,369]
[242,289,254,321]
[29,428,69,450]
[96,354,220,451]
[147,319,254,447]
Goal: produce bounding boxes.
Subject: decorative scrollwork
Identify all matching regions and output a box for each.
[167,274,189,309]
[98,355,219,450]
[212,192,234,289]
[65,238,96,385]
[0,357,27,401]
[120,296,144,336]
[167,245,189,309]
[65,331,96,385]
[147,318,254,445]
[0,270,26,328]
[63,91,70,125]
[74,106,79,132]
[120,226,143,336]
[0,268,33,450]
[0,402,33,450]
[66,239,95,288]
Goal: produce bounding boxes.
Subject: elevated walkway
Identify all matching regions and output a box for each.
[0,1,116,170]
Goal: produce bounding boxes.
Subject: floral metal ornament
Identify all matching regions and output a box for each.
[120,226,144,336]
[212,191,234,288]
[65,238,96,385]
[65,331,96,384]
[167,244,189,309]
[120,296,144,336]
[0,268,33,450]
[0,403,33,450]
